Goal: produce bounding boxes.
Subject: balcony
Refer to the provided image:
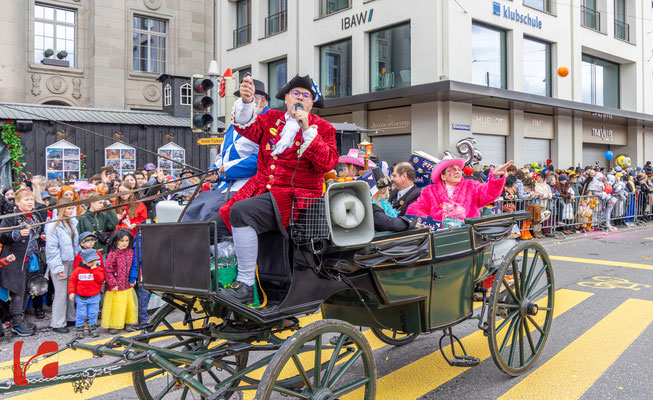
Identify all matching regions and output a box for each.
[614,19,630,42]
[581,5,600,31]
[233,24,251,48]
[265,10,287,37]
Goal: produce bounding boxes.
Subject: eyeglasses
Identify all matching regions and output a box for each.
[445,167,462,175]
[290,90,313,100]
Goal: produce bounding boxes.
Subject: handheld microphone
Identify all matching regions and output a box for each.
[294,102,304,129]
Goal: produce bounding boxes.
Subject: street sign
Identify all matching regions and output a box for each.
[197,137,224,145]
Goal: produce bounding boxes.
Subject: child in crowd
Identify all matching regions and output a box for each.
[101,229,138,334]
[73,232,106,270]
[131,230,150,329]
[68,249,104,337]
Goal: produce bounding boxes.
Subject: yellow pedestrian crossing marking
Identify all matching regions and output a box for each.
[343,289,593,400]
[498,298,653,400]
[540,255,653,271]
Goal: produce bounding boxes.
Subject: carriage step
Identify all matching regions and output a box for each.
[448,355,481,367]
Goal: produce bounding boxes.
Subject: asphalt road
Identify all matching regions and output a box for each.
[0,225,652,399]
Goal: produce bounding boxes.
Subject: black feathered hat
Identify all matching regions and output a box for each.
[275,74,324,108]
[234,79,271,102]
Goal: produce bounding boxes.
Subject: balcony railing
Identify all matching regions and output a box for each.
[265,10,287,36]
[581,5,600,31]
[614,19,630,42]
[233,24,251,48]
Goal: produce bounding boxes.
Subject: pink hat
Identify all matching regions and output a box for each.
[338,149,376,168]
[431,158,465,184]
[74,180,96,192]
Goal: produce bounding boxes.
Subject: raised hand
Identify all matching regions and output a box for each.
[493,160,514,178]
[239,76,255,103]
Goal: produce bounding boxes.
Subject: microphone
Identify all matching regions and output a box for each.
[294,102,304,129]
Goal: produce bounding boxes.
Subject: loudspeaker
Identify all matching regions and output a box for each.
[325,180,374,247]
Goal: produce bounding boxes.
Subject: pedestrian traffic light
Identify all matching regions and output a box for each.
[191,75,214,132]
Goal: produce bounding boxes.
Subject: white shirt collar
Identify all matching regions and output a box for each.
[397,185,414,199]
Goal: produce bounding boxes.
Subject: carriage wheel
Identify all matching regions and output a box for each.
[133,303,248,400]
[255,319,376,400]
[370,327,418,346]
[487,242,554,376]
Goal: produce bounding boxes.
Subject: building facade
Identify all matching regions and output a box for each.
[0,0,214,111]
[217,0,653,168]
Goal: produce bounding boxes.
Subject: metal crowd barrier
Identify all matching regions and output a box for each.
[493,189,651,239]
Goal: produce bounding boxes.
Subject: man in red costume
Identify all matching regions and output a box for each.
[216,74,339,302]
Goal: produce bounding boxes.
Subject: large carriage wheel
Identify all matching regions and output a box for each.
[133,303,248,400]
[487,242,554,376]
[370,327,418,346]
[256,319,376,400]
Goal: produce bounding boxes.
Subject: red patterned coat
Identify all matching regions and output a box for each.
[219,109,338,231]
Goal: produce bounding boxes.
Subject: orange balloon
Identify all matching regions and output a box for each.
[558,67,569,77]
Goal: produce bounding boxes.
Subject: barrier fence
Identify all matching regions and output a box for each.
[494,189,652,238]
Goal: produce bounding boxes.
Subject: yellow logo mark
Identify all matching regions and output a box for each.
[578,276,651,291]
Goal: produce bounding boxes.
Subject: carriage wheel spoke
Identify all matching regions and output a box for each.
[206,370,221,384]
[180,385,189,400]
[272,384,311,399]
[524,251,540,290]
[327,349,363,389]
[497,303,519,309]
[155,379,177,400]
[500,316,519,354]
[161,319,189,348]
[527,315,545,335]
[332,377,371,397]
[519,318,525,367]
[292,354,314,392]
[529,283,552,301]
[495,309,519,333]
[503,278,520,303]
[321,334,345,386]
[526,264,549,295]
[313,335,322,389]
[522,318,537,355]
[507,319,521,368]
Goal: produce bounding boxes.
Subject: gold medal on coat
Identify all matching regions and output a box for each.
[399,200,405,206]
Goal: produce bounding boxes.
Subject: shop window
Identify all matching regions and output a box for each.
[46,140,80,181]
[105,143,136,177]
[133,15,167,73]
[158,142,185,177]
[268,58,287,108]
[472,23,507,89]
[524,0,552,12]
[523,37,551,97]
[34,3,76,66]
[582,54,619,108]
[320,39,352,98]
[370,23,411,92]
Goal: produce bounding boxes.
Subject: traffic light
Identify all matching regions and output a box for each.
[191,74,214,132]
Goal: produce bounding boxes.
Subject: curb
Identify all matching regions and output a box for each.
[532,221,653,246]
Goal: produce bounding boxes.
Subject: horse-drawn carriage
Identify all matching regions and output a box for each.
[0,181,554,400]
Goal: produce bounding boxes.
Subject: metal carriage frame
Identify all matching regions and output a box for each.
[0,211,555,400]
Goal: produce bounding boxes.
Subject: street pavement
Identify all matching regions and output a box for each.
[0,225,651,399]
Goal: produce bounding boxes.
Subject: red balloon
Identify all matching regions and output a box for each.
[558,67,569,77]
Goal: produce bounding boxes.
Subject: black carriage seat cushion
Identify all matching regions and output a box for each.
[471,218,516,241]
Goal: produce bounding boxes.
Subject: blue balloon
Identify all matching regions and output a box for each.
[605,150,614,160]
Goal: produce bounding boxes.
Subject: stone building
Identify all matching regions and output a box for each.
[0,0,214,110]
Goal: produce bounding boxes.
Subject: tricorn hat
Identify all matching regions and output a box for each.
[234,79,271,102]
[275,74,324,108]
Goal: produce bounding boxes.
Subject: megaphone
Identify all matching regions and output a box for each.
[325,180,374,247]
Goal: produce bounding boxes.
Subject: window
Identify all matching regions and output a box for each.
[268,58,287,108]
[320,0,350,16]
[105,143,136,177]
[163,84,172,106]
[472,23,506,89]
[46,140,80,181]
[133,16,167,73]
[582,54,619,108]
[320,39,352,98]
[370,23,411,92]
[158,142,185,177]
[180,83,191,105]
[524,0,551,12]
[34,3,76,65]
[614,0,629,41]
[523,38,551,97]
[234,0,251,47]
[581,0,600,31]
[266,0,287,36]
[236,67,251,84]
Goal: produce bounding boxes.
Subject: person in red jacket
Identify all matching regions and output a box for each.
[68,249,104,337]
[216,74,339,303]
[73,232,106,270]
[114,182,148,236]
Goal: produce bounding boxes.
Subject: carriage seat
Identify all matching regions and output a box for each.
[465,211,528,243]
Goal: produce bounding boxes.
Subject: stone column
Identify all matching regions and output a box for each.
[507,109,524,165]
